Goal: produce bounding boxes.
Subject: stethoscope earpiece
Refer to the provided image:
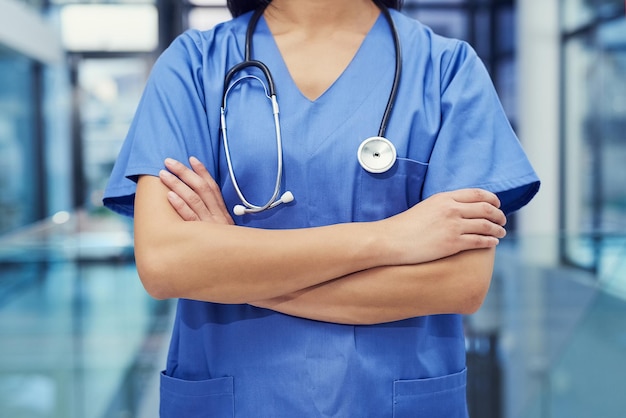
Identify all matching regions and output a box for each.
[233,205,247,216]
[357,136,397,174]
[233,191,294,216]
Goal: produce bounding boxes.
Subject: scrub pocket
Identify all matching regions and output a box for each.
[160,371,234,418]
[355,158,428,221]
[393,368,468,418]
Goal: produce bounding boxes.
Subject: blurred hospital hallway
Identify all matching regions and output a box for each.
[1,0,625,417]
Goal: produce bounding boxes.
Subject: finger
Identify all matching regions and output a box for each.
[460,201,507,226]
[188,156,232,219]
[450,188,501,209]
[164,158,201,185]
[167,191,200,221]
[165,158,223,214]
[457,234,501,250]
[159,169,213,220]
[159,167,193,197]
[461,218,507,239]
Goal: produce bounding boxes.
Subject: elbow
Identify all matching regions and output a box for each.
[458,273,492,315]
[134,246,247,303]
[135,249,176,300]
[453,248,496,315]
[140,276,173,301]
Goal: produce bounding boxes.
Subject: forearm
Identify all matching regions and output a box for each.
[135,176,384,303]
[252,248,496,325]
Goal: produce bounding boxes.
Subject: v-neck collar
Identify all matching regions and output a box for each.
[254,12,388,105]
[247,11,396,155]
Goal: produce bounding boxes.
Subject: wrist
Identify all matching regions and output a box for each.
[351,220,391,268]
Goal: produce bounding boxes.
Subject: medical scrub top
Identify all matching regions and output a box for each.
[104,9,539,418]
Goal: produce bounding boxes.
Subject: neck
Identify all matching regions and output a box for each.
[265,0,380,33]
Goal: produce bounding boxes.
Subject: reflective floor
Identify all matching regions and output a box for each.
[481,236,626,418]
[0,212,625,418]
[0,213,174,418]
[0,262,174,418]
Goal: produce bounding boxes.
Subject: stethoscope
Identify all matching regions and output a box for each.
[221,1,401,215]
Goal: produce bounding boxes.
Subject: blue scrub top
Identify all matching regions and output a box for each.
[104,9,539,418]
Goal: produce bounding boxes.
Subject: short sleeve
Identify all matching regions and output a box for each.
[102,31,216,217]
[422,41,539,215]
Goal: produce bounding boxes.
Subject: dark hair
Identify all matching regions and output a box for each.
[227,0,403,18]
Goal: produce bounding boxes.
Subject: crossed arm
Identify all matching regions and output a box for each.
[133,157,507,325]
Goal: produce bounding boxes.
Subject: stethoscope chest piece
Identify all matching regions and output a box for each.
[357,136,397,174]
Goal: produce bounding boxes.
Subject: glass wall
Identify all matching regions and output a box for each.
[0,48,39,234]
[50,0,159,212]
[561,0,626,270]
[562,0,626,31]
[403,0,518,127]
[43,55,73,218]
[77,57,152,211]
[185,0,230,30]
[1,0,72,232]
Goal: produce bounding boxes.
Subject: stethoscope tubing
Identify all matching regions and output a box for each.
[220,79,282,214]
[375,0,402,139]
[220,2,402,214]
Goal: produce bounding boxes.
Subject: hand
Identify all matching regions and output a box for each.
[159,157,234,225]
[378,188,507,265]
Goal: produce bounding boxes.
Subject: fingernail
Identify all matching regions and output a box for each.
[164,158,176,166]
[159,169,171,177]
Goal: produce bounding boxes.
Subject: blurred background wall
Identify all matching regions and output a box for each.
[0,1,624,417]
